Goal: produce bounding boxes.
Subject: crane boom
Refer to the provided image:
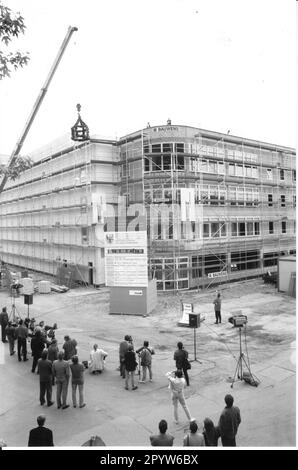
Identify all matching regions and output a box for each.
[0,26,78,194]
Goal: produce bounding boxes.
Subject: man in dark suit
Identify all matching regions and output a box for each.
[28,415,54,447]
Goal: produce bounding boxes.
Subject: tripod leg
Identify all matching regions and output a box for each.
[241,355,255,381]
[231,357,241,388]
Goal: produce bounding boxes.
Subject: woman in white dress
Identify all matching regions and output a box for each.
[89,344,108,374]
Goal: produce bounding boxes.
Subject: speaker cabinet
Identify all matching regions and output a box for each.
[24,294,33,305]
[189,313,200,328]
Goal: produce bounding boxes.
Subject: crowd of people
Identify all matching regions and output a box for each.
[24,393,241,447]
[149,393,241,447]
[1,290,244,448]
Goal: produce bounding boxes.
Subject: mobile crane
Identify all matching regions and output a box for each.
[0,26,78,194]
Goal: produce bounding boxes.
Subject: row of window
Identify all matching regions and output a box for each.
[150,219,292,240]
[142,142,295,172]
[144,185,296,208]
[150,249,293,289]
[143,154,296,183]
[144,185,260,205]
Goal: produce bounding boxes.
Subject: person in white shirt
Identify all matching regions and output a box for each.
[166,369,193,424]
[89,344,108,374]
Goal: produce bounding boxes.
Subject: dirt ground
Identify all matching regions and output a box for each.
[0,278,296,448]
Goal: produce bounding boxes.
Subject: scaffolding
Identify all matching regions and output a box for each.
[135,125,296,292]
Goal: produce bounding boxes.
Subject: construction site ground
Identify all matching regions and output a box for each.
[0,278,296,448]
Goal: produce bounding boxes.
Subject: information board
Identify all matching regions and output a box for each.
[105,231,148,287]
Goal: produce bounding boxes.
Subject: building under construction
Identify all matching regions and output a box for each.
[0,123,296,290]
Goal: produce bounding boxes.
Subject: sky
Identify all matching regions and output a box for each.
[0,0,296,157]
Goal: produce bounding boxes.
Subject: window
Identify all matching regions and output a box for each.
[163,154,171,171]
[269,221,274,234]
[163,143,173,153]
[144,157,150,172]
[254,222,260,235]
[231,222,238,237]
[229,164,235,176]
[152,155,161,171]
[209,161,216,173]
[293,170,296,182]
[280,169,284,180]
[201,159,208,172]
[218,162,225,174]
[143,145,149,154]
[282,221,286,234]
[219,187,226,205]
[247,222,253,236]
[264,252,278,267]
[176,155,184,170]
[268,194,273,207]
[239,223,246,236]
[210,186,218,205]
[152,144,161,153]
[220,223,226,237]
[229,186,236,205]
[280,195,286,207]
[252,167,258,178]
[175,143,184,153]
[245,166,252,178]
[203,223,210,238]
[81,227,88,244]
[266,168,273,180]
[211,223,220,238]
[237,187,245,206]
[293,195,296,208]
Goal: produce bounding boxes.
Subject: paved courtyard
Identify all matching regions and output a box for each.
[0,278,296,447]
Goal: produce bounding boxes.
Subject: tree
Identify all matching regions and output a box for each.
[0,155,33,180]
[0,1,29,80]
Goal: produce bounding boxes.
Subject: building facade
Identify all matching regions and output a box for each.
[0,124,296,290]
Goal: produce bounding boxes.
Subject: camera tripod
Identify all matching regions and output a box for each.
[231,326,255,388]
[9,294,21,323]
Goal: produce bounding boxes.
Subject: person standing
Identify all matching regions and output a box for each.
[183,420,205,446]
[0,307,9,343]
[174,342,190,386]
[15,319,28,361]
[37,349,54,407]
[28,415,54,447]
[5,321,16,355]
[150,420,174,446]
[70,355,86,408]
[47,339,59,385]
[137,340,155,383]
[89,344,108,374]
[218,394,241,446]
[213,292,222,324]
[166,370,192,424]
[203,418,220,446]
[52,351,70,409]
[62,335,77,361]
[31,330,46,373]
[119,335,131,379]
[124,344,138,391]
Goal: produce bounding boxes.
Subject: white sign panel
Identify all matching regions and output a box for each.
[129,290,143,296]
[105,231,148,287]
[182,303,193,314]
[208,271,227,278]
